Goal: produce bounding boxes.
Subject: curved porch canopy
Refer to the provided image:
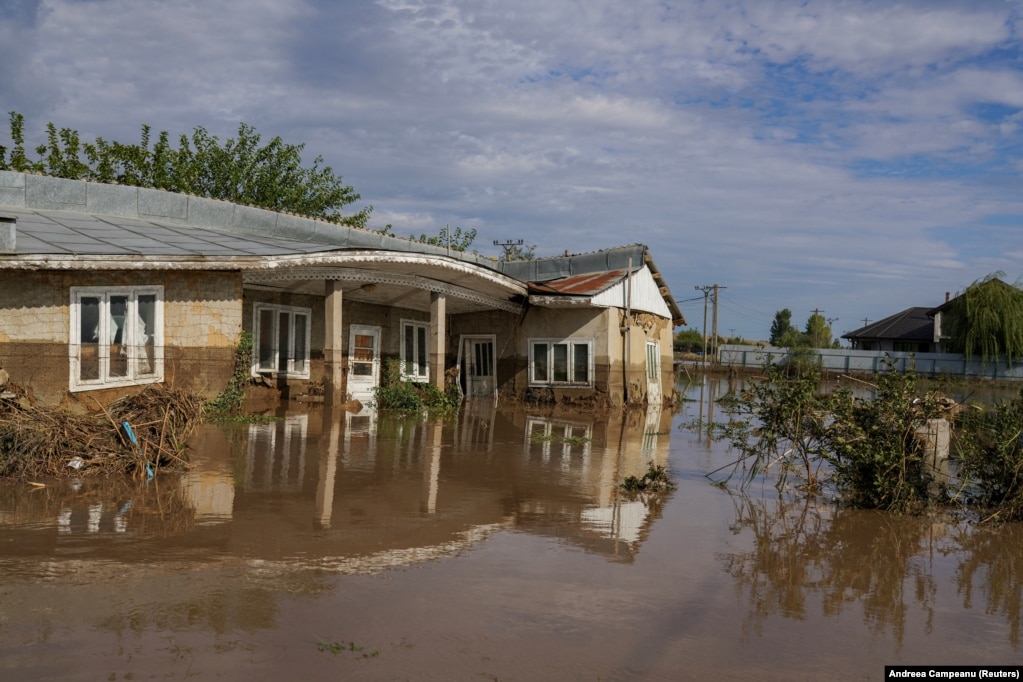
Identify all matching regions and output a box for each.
[242,250,526,316]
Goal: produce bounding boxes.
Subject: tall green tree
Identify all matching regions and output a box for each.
[804,312,833,349]
[0,112,371,227]
[948,273,1023,366]
[769,309,795,345]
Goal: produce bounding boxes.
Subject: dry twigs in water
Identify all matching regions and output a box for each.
[0,385,203,479]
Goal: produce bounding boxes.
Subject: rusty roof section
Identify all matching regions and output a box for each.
[528,269,628,296]
[499,244,685,327]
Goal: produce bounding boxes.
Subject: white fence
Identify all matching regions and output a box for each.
[717,345,1023,381]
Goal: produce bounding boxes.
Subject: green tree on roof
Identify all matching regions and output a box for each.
[0,111,371,228]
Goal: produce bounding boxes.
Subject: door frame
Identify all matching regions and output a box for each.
[457,334,498,398]
[645,339,661,405]
[348,324,381,403]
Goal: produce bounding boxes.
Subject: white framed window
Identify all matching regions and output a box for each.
[70,285,164,392]
[252,303,311,378]
[529,339,593,387]
[400,319,430,382]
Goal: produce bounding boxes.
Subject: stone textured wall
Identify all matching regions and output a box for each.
[0,270,242,406]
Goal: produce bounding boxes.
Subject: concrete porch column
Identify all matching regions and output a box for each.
[324,280,345,406]
[430,292,447,393]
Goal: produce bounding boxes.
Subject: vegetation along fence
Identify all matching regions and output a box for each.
[718,344,1023,380]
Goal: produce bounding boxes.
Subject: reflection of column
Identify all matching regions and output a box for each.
[88,502,102,533]
[324,280,345,406]
[422,421,443,514]
[430,292,447,393]
[315,407,343,529]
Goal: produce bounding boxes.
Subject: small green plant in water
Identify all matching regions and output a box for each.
[317,639,380,659]
[621,463,675,493]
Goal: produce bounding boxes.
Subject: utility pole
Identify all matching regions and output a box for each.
[696,285,713,369]
[493,239,524,260]
[711,284,726,358]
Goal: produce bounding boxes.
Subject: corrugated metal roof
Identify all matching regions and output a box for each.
[7,208,338,258]
[0,171,685,325]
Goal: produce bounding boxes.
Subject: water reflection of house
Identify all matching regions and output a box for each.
[0,171,683,410]
[213,405,671,564]
[0,404,672,569]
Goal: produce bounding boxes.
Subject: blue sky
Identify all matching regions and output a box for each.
[2,0,1022,341]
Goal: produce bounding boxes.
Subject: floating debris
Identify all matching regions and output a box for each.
[0,384,203,479]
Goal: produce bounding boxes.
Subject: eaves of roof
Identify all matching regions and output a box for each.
[841,307,934,341]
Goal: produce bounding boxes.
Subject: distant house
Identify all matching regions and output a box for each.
[0,170,683,409]
[841,307,938,353]
[927,278,1022,354]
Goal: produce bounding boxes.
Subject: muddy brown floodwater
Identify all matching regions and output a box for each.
[2,380,1023,681]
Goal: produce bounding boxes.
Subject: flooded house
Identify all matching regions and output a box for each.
[0,170,683,409]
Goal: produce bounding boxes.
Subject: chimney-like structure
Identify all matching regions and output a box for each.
[945,292,950,303]
[0,216,15,255]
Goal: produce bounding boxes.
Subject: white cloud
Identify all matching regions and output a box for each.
[1,0,1021,339]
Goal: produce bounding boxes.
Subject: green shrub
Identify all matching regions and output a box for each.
[718,359,945,511]
[955,387,1023,521]
[825,368,943,512]
[374,359,460,412]
[716,362,832,492]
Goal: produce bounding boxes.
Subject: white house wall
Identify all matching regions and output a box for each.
[591,266,671,319]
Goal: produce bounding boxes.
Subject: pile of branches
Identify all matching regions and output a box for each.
[0,384,203,479]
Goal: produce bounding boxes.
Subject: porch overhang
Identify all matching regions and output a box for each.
[243,251,527,316]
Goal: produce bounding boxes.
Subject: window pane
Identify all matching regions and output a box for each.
[136,294,156,376]
[277,313,291,373]
[532,343,548,382]
[417,325,428,376]
[258,309,275,370]
[470,341,491,378]
[404,325,415,375]
[552,344,568,382]
[109,295,128,378]
[573,343,589,383]
[79,296,100,381]
[352,332,375,375]
[294,314,307,373]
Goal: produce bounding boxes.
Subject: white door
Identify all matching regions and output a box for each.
[348,324,381,403]
[462,335,497,398]
[646,340,662,405]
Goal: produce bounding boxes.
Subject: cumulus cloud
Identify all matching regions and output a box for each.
[0,0,1021,338]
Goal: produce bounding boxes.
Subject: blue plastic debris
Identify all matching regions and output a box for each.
[122,421,138,447]
[122,421,153,479]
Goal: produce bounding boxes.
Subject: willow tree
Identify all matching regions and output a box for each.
[948,273,1023,366]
